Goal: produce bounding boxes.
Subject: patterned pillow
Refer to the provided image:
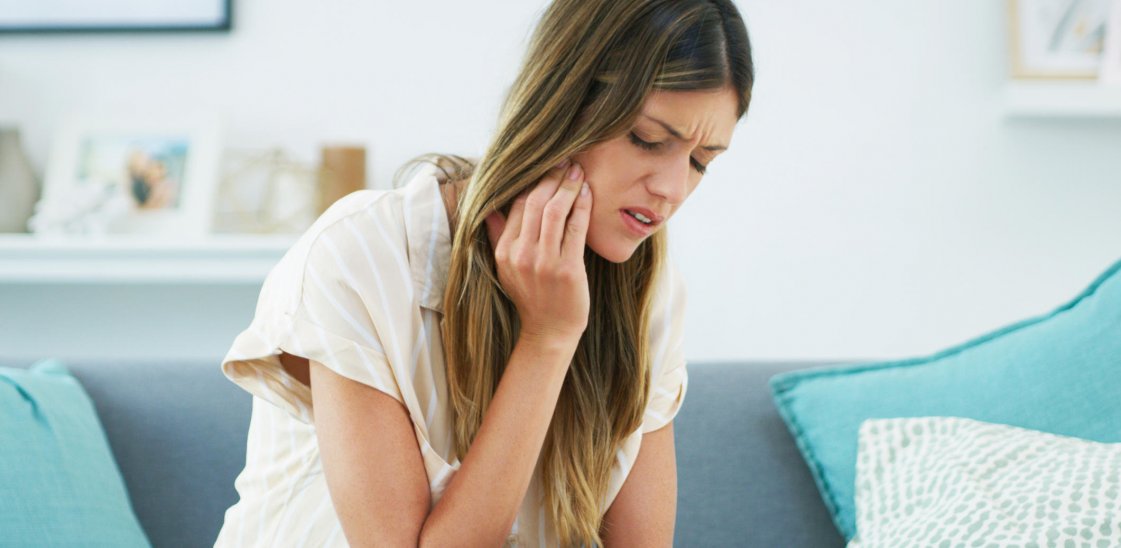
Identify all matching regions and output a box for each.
[848,417,1121,547]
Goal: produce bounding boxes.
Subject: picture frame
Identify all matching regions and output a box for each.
[1008,0,1114,79]
[31,115,223,238]
[1101,0,1121,84]
[0,0,232,34]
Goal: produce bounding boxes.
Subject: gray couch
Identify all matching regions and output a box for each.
[23,359,846,547]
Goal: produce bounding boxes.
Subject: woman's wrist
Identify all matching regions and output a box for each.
[516,328,582,358]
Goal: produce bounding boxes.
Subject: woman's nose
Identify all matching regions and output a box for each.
[646,154,691,205]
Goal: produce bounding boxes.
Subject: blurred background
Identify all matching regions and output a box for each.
[1,0,1119,364]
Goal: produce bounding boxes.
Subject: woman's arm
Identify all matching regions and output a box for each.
[311,359,430,545]
[311,333,576,547]
[420,334,577,545]
[599,422,678,548]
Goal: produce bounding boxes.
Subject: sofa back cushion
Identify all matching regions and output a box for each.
[675,361,844,547]
[2,358,844,546]
[63,359,253,548]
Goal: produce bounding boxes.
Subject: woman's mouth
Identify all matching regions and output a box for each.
[619,208,662,237]
[625,209,654,224]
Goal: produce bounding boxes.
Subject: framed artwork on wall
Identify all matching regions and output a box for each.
[1101,0,1121,84]
[0,0,232,33]
[29,115,223,238]
[1008,0,1113,79]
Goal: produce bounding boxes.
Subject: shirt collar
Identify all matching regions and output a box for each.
[400,163,453,313]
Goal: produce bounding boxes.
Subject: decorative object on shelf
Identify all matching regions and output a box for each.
[1102,0,1121,84]
[317,145,367,214]
[30,115,222,237]
[212,148,319,235]
[1008,0,1114,80]
[0,0,232,33]
[0,127,40,233]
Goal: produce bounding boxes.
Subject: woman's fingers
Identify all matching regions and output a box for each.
[519,163,569,243]
[484,210,506,251]
[505,192,528,243]
[487,158,591,340]
[539,162,585,250]
[561,182,593,258]
[491,159,583,257]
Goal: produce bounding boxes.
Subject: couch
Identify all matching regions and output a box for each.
[7,359,846,547]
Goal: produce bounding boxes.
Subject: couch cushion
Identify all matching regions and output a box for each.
[770,257,1121,540]
[0,360,148,546]
[675,361,844,547]
[63,359,253,548]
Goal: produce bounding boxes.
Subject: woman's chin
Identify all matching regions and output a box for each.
[587,239,639,264]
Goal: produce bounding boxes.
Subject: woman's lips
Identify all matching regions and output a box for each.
[623,206,664,225]
[620,209,658,237]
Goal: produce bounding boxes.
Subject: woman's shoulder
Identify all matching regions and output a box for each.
[243,189,404,323]
[278,167,453,313]
[304,187,404,250]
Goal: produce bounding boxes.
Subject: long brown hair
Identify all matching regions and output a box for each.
[428,1,754,544]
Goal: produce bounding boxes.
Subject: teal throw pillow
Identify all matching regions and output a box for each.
[769,257,1121,540]
[0,359,149,547]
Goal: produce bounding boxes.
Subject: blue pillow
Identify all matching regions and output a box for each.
[0,360,149,547]
[770,257,1121,541]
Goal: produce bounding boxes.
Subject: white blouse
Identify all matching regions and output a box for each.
[215,164,689,547]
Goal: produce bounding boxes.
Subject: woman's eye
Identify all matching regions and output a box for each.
[627,132,660,151]
[629,131,707,175]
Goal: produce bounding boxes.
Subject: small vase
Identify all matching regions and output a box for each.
[0,127,40,233]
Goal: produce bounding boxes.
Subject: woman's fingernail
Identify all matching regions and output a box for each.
[581,182,590,196]
[568,163,582,181]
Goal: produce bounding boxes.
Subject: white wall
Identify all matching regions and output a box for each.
[2,0,1120,363]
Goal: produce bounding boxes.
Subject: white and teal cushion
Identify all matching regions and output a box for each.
[0,360,149,547]
[770,257,1121,540]
[848,417,1121,547]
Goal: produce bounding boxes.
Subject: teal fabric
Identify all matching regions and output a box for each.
[770,258,1121,541]
[0,360,149,547]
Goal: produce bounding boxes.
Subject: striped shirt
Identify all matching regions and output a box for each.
[215,164,689,547]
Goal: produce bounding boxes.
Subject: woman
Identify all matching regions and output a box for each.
[216,0,753,546]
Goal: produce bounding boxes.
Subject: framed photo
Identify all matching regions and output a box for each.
[0,0,231,34]
[1008,0,1114,79]
[31,116,222,237]
[1101,0,1121,84]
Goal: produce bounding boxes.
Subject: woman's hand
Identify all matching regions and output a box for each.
[484,160,593,344]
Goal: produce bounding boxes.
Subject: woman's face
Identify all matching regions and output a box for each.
[573,87,740,263]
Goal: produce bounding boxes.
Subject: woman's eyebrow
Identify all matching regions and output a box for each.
[641,114,727,151]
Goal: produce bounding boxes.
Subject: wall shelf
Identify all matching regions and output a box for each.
[0,233,296,284]
[1004,81,1121,119]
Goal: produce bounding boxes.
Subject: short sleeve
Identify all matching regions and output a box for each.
[221,191,404,423]
[641,262,689,434]
[287,221,404,404]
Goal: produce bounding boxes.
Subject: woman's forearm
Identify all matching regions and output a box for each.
[418,333,577,547]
